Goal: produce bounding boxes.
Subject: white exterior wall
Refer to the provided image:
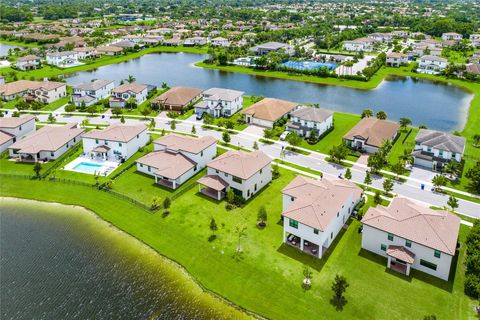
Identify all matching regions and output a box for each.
[46,53,79,66]
[12,135,81,160]
[137,162,198,188]
[361,225,453,281]
[73,82,115,104]
[207,163,272,199]
[16,59,41,70]
[0,138,14,153]
[343,42,372,52]
[290,114,333,136]
[82,130,148,160]
[30,84,67,104]
[0,119,36,139]
[112,88,147,106]
[415,143,462,162]
[248,116,275,128]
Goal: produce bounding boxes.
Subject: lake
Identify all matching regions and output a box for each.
[0,43,20,56]
[0,198,249,320]
[65,52,473,131]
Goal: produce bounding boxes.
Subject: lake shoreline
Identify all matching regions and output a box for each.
[0,196,260,320]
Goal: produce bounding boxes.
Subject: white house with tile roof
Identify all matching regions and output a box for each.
[361,197,460,280]
[72,79,115,106]
[81,124,148,161]
[109,83,148,108]
[194,88,244,118]
[0,115,36,153]
[282,175,363,258]
[136,134,217,189]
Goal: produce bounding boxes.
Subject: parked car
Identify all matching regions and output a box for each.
[279,131,290,141]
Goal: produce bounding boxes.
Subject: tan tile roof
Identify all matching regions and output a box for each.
[197,175,229,190]
[362,197,460,255]
[243,98,298,122]
[82,124,147,142]
[9,123,84,154]
[207,150,272,179]
[0,80,65,96]
[343,117,400,148]
[152,87,202,107]
[154,134,216,154]
[96,45,123,53]
[282,175,363,231]
[0,130,15,145]
[136,150,196,179]
[387,245,415,264]
[112,83,147,94]
[0,114,36,129]
[17,55,41,62]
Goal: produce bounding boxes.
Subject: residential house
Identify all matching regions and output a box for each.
[243,98,299,128]
[368,33,392,43]
[286,106,333,138]
[194,88,244,118]
[109,83,148,108]
[0,115,36,152]
[46,51,79,67]
[16,55,41,71]
[72,79,115,106]
[210,37,230,47]
[391,30,409,39]
[96,46,123,56]
[343,117,400,153]
[151,86,202,111]
[412,129,466,171]
[0,80,37,101]
[249,42,294,56]
[163,38,182,46]
[361,197,460,280]
[8,123,84,162]
[73,47,98,59]
[470,34,480,48]
[198,150,272,200]
[417,55,448,74]
[183,37,207,46]
[342,37,376,52]
[111,40,137,49]
[137,134,217,189]
[386,52,408,67]
[282,175,363,258]
[82,124,148,161]
[122,35,143,43]
[146,28,173,36]
[25,80,67,104]
[441,32,462,42]
[466,63,480,75]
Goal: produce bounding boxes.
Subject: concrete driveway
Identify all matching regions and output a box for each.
[409,167,437,183]
[242,125,266,137]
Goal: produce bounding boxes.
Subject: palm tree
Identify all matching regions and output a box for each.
[361,109,373,118]
[473,134,480,147]
[399,149,414,167]
[399,118,412,130]
[376,111,387,120]
[125,75,136,83]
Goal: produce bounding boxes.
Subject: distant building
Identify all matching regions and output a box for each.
[194,88,244,118]
[342,37,376,52]
[16,55,41,71]
[286,106,333,138]
[386,52,408,67]
[72,79,115,106]
[417,55,448,74]
[249,41,294,56]
[441,32,462,42]
[46,51,79,67]
[343,117,400,153]
[109,83,148,108]
[243,98,299,128]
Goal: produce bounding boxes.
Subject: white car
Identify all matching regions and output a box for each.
[279,131,290,141]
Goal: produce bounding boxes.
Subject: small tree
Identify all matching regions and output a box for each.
[149,118,156,130]
[331,274,349,311]
[222,131,231,144]
[151,196,161,210]
[191,125,196,135]
[473,134,480,147]
[226,189,235,204]
[447,195,459,212]
[272,163,280,179]
[120,115,126,124]
[141,107,151,118]
[432,174,447,192]
[399,117,412,130]
[253,141,259,150]
[170,119,176,131]
[125,74,136,83]
[391,161,405,178]
[47,113,56,123]
[373,191,382,205]
[303,266,312,289]
[163,197,171,209]
[263,128,275,139]
[33,162,42,177]
[203,113,214,125]
[329,144,348,164]
[376,111,387,120]
[234,225,247,256]
[367,151,387,173]
[64,103,76,112]
[361,109,373,118]
[344,168,352,180]
[465,161,480,194]
[257,206,267,227]
[209,218,218,241]
[364,171,372,186]
[286,131,302,151]
[383,178,394,195]
[87,105,97,116]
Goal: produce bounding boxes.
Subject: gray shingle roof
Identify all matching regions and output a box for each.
[290,106,333,123]
[415,129,466,154]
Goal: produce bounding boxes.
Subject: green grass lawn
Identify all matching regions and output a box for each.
[0,169,474,319]
[388,127,418,166]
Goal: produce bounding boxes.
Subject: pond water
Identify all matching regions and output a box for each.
[0,43,20,56]
[0,198,249,320]
[65,52,473,131]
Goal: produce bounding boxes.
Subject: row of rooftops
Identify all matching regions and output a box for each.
[0,80,66,97]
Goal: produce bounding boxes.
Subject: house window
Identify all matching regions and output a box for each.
[405,240,412,248]
[260,168,263,174]
[194,165,197,171]
[232,176,242,184]
[337,212,339,217]
[289,219,298,229]
[254,183,257,191]
[314,229,319,235]
[247,189,250,197]
[439,150,443,157]
[434,250,441,258]
[95,139,99,144]
[216,170,219,174]
[381,244,387,251]
[200,151,203,157]
[330,232,333,239]
[147,166,151,172]
[388,233,394,241]
[291,197,294,201]
[140,164,143,168]
[420,259,437,271]
[105,141,108,145]
[119,142,122,147]
[50,152,54,157]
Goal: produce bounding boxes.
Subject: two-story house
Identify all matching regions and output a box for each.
[136,134,217,189]
[72,79,115,106]
[342,37,376,52]
[386,52,408,67]
[361,197,460,281]
[282,176,363,258]
[198,150,272,200]
[73,47,98,59]
[412,129,466,171]
[46,51,79,67]
[16,55,41,71]
[194,88,244,118]
[0,114,36,152]
[82,124,148,161]
[210,37,230,47]
[470,34,480,48]
[286,106,333,138]
[183,37,207,46]
[26,80,67,104]
[441,32,462,42]
[109,83,148,108]
[417,55,448,74]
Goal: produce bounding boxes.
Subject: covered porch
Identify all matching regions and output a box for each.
[197,175,228,200]
[155,175,177,189]
[91,145,111,161]
[283,232,324,259]
[386,245,415,276]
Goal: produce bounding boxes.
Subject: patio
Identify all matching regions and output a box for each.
[285,234,322,258]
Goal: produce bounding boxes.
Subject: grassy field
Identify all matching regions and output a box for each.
[387,127,419,166]
[0,170,474,319]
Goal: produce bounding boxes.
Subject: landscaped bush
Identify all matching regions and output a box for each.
[464,220,480,298]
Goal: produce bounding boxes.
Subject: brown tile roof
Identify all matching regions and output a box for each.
[466,63,480,75]
[17,55,41,62]
[0,114,36,128]
[207,150,271,179]
[96,45,123,53]
[0,130,15,145]
[243,98,299,122]
[153,134,216,154]
[136,150,196,179]
[362,197,460,255]
[82,124,146,142]
[197,175,229,190]
[387,245,415,264]
[9,123,84,154]
[343,117,400,148]
[0,80,65,96]
[112,83,147,94]
[152,86,202,107]
[282,175,362,231]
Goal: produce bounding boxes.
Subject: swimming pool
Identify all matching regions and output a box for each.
[72,162,106,174]
[281,60,338,71]
[63,157,120,176]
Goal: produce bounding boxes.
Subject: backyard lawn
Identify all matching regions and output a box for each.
[0,165,475,319]
[387,127,418,166]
